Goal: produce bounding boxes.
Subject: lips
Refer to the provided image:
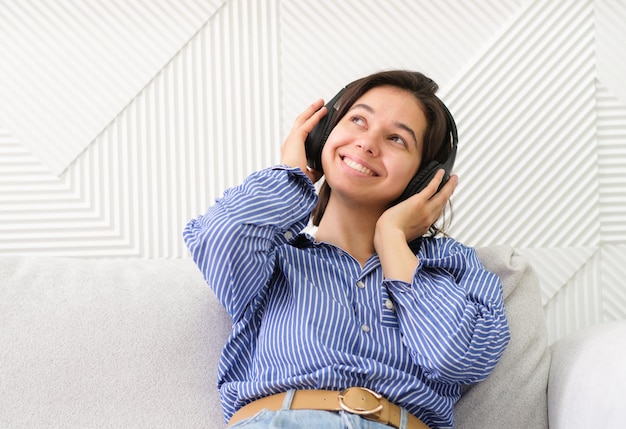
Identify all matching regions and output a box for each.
[342,156,376,176]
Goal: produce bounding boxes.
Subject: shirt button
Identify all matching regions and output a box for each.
[283,231,293,240]
[356,281,366,289]
[361,324,371,333]
[385,299,395,310]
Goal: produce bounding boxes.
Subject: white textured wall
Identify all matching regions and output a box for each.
[1,0,624,344]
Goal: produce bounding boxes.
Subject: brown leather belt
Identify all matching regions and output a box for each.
[228,387,430,428]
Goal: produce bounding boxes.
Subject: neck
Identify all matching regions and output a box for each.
[315,197,385,267]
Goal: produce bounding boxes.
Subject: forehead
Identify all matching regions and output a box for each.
[352,86,427,133]
[354,85,422,113]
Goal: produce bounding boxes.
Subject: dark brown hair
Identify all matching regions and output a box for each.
[310,70,453,236]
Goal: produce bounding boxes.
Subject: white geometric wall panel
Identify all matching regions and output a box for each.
[543,248,604,345]
[541,245,626,345]
[447,0,598,249]
[0,0,281,257]
[602,245,626,323]
[516,247,598,306]
[0,0,625,345]
[0,0,223,175]
[597,82,626,244]
[596,0,626,106]
[281,0,525,134]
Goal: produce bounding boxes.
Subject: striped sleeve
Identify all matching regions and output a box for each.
[182,166,318,322]
[385,237,510,385]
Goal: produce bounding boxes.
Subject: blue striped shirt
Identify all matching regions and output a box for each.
[183,166,510,429]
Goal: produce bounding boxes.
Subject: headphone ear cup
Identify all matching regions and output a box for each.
[304,123,324,171]
[393,161,443,204]
[305,88,346,172]
[305,110,335,172]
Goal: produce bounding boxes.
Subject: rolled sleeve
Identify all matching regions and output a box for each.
[183,166,318,321]
[385,238,510,384]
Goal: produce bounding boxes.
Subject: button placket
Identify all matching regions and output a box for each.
[353,279,371,335]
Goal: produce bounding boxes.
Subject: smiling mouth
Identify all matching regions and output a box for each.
[342,157,376,176]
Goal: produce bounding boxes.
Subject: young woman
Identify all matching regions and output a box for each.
[184,70,510,429]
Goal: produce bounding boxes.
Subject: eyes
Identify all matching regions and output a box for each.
[349,115,409,148]
[351,115,366,127]
[389,135,408,146]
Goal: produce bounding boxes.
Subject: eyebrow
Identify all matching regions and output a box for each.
[350,103,419,147]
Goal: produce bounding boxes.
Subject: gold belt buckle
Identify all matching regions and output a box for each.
[337,387,384,419]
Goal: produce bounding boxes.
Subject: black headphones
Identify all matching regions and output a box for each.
[304,85,458,204]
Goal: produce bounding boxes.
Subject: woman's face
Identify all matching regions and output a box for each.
[321,85,427,207]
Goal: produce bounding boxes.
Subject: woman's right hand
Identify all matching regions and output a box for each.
[280,99,327,183]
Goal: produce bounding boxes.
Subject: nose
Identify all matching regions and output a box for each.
[355,133,380,156]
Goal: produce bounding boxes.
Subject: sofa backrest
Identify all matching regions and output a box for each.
[455,246,550,428]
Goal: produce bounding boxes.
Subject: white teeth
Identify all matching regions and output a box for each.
[343,158,375,176]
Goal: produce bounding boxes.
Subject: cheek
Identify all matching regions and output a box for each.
[389,163,420,195]
[392,156,421,182]
[319,142,332,172]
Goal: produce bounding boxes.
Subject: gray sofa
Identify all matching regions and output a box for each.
[1,246,625,428]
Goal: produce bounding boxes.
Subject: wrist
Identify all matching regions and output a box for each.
[374,221,404,249]
[375,223,417,283]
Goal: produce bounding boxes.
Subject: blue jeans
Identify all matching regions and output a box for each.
[229,390,408,429]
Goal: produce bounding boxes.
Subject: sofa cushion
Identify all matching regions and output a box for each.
[0,256,229,428]
[454,246,551,428]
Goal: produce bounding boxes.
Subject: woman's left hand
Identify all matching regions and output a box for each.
[374,170,458,281]
[378,169,458,242]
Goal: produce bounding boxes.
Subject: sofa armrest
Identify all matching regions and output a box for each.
[548,320,626,429]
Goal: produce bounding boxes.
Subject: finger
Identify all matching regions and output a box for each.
[286,104,327,149]
[293,99,325,127]
[302,105,327,134]
[429,173,458,206]
[421,169,447,199]
[442,173,458,197]
[301,106,327,134]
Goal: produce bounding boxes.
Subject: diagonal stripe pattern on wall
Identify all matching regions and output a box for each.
[0,0,224,175]
[447,0,598,248]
